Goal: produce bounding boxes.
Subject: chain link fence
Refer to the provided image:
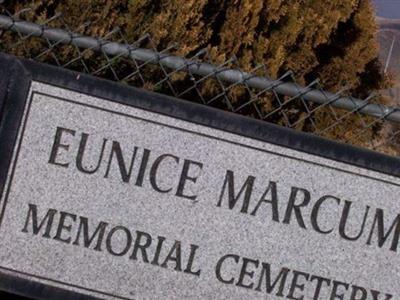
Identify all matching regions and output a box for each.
[1,6,400,156]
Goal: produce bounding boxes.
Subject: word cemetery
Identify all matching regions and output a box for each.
[0,54,399,299]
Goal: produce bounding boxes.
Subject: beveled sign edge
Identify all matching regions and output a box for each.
[0,52,400,299]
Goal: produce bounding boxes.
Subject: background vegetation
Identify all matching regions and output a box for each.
[2,0,394,151]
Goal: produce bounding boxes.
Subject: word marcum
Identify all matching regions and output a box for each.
[217,170,400,253]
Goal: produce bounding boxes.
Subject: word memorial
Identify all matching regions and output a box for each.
[0,54,399,300]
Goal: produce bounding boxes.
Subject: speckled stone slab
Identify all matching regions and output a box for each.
[1,57,400,300]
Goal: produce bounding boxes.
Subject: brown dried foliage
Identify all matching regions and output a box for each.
[1,0,394,151]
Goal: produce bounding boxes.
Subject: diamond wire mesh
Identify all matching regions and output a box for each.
[1,6,400,156]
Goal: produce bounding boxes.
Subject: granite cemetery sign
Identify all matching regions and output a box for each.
[0,53,399,299]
